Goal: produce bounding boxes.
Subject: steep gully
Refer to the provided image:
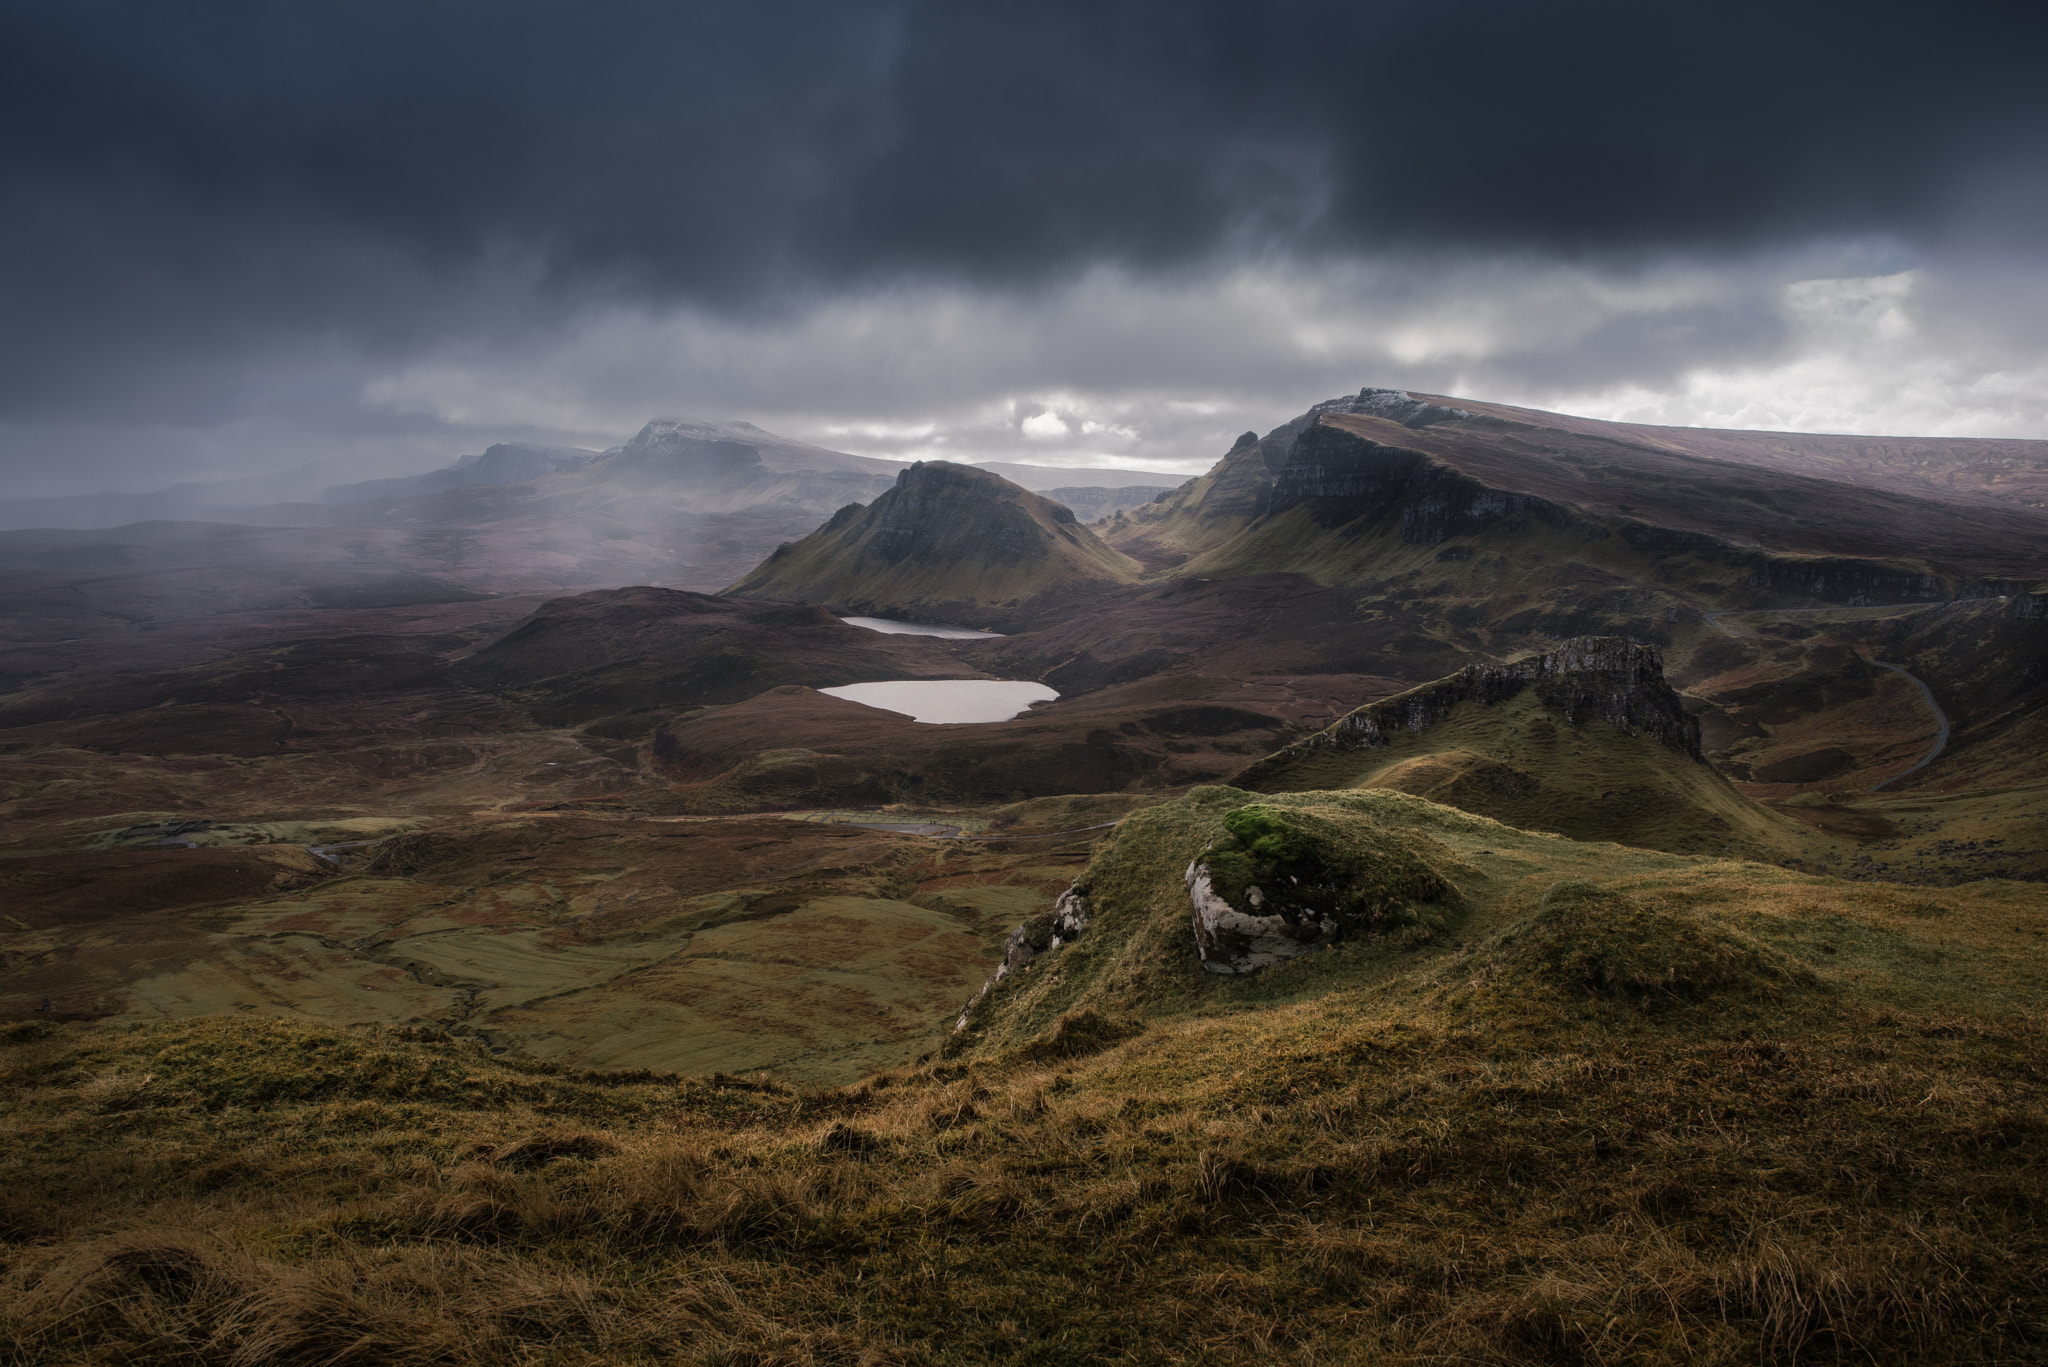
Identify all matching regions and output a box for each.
[1700,608,1950,791]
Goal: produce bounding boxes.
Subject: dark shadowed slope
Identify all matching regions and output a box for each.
[1428,393,2048,513]
[452,587,987,726]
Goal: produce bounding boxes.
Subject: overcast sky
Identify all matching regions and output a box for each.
[5,0,2048,498]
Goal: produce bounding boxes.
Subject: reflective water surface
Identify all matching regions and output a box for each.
[838,616,1005,640]
[818,680,1057,723]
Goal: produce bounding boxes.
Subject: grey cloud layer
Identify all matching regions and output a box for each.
[3,0,2045,491]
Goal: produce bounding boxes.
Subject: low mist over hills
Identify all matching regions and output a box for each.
[319,442,599,503]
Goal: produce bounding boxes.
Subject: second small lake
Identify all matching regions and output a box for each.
[839,616,1005,640]
[819,680,1058,724]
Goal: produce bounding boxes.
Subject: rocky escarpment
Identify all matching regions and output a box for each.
[1266,423,2018,603]
[1618,522,2013,607]
[725,461,1141,627]
[1269,421,1573,542]
[1229,639,1801,860]
[1240,638,1700,788]
[1109,384,2048,597]
[1327,386,1474,429]
[1106,388,1478,558]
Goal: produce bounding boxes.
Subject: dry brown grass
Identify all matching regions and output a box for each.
[6,778,2046,1365]
[4,937,2046,1367]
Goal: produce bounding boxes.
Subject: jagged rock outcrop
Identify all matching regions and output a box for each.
[725,461,1141,627]
[1328,387,1474,429]
[1107,388,1480,560]
[1241,638,1700,787]
[1186,860,1336,972]
[954,886,1091,1030]
[1269,422,1573,541]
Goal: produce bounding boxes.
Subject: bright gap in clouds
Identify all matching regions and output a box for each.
[1550,271,2048,439]
[1018,409,1071,440]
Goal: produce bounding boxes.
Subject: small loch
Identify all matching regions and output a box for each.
[819,680,1058,724]
[838,616,1004,640]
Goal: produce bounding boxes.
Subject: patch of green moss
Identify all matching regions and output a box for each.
[1198,802,1458,941]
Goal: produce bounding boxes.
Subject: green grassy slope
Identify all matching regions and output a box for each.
[1226,638,1806,860]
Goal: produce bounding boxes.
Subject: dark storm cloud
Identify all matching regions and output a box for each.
[5,0,2045,391]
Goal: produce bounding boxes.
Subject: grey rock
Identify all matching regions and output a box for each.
[1333,387,1474,429]
[952,884,1091,1032]
[1186,860,1338,974]
[1050,886,1090,945]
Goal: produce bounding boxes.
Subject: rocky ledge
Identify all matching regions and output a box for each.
[1238,637,1700,791]
[953,886,1091,1032]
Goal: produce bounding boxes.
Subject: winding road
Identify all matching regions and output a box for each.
[1700,606,1950,792]
[1862,662,1951,791]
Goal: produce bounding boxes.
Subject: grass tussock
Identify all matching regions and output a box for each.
[1471,877,1820,1005]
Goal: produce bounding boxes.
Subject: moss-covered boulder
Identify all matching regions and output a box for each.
[1187,803,1459,973]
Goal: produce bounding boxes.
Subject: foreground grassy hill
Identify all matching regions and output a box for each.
[6,785,2045,1365]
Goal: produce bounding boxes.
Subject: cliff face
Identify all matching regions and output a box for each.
[723,461,1142,628]
[1268,422,1573,541]
[1105,387,2048,597]
[1103,388,1479,567]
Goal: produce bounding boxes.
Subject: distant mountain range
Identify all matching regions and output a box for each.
[964,460,1184,491]
[0,422,1181,533]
